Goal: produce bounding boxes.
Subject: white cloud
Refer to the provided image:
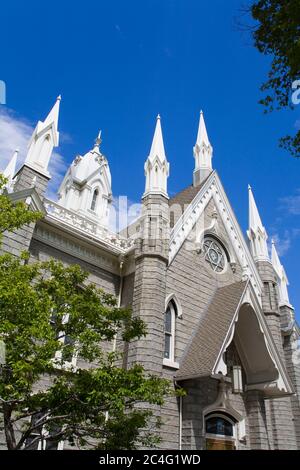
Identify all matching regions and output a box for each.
[0,107,67,200]
[280,189,300,215]
[271,227,300,257]
[270,232,291,257]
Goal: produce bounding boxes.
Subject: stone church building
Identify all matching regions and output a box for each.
[1,97,300,450]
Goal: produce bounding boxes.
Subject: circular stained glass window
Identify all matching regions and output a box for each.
[203,237,226,273]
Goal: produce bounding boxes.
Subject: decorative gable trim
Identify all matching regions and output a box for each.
[213,281,294,397]
[169,171,263,303]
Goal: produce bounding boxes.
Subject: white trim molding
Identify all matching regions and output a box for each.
[169,171,263,304]
[212,281,294,397]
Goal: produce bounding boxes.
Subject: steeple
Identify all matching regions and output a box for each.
[144,115,169,198]
[271,239,291,306]
[247,185,269,262]
[93,130,102,151]
[3,149,18,191]
[24,96,61,178]
[193,110,213,186]
[58,132,112,227]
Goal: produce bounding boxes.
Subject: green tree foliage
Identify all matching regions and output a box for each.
[0,175,175,450]
[251,0,300,157]
[0,175,42,242]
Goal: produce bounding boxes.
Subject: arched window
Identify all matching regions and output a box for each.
[205,413,236,450]
[163,300,178,367]
[206,415,233,437]
[90,189,99,211]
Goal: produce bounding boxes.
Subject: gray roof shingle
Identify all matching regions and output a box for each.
[176,281,247,381]
[168,176,210,228]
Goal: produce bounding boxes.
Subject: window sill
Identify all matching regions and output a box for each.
[163,358,179,370]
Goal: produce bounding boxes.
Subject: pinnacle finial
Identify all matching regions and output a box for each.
[157,114,161,120]
[94,130,102,147]
[57,94,62,101]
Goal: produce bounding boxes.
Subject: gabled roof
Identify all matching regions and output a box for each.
[169,170,263,302]
[176,281,247,381]
[176,279,294,397]
[168,176,210,228]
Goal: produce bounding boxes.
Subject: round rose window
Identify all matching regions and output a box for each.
[203,237,226,273]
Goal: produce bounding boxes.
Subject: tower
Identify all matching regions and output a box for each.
[128,115,170,374]
[247,185,297,449]
[58,131,112,227]
[271,240,300,448]
[13,96,61,198]
[144,115,169,198]
[1,98,59,257]
[193,110,213,186]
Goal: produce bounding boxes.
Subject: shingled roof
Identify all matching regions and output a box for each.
[176,281,247,381]
[168,176,211,228]
[169,175,211,209]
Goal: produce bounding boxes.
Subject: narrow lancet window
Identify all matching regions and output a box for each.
[91,189,99,211]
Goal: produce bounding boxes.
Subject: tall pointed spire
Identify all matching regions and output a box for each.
[271,239,291,306]
[144,115,169,198]
[3,149,18,191]
[247,185,269,261]
[248,184,264,232]
[43,95,61,130]
[24,96,61,178]
[148,115,166,163]
[193,110,213,186]
[196,110,210,147]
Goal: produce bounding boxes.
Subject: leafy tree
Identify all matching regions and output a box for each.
[250,0,300,157]
[0,175,42,242]
[0,175,174,449]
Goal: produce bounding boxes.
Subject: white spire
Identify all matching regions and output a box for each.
[144,115,169,198]
[148,115,166,163]
[43,95,61,130]
[196,110,210,147]
[248,184,264,232]
[271,239,291,306]
[193,110,213,186]
[3,149,18,191]
[24,96,61,178]
[247,185,269,261]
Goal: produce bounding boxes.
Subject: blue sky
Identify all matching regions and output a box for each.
[0,0,299,315]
